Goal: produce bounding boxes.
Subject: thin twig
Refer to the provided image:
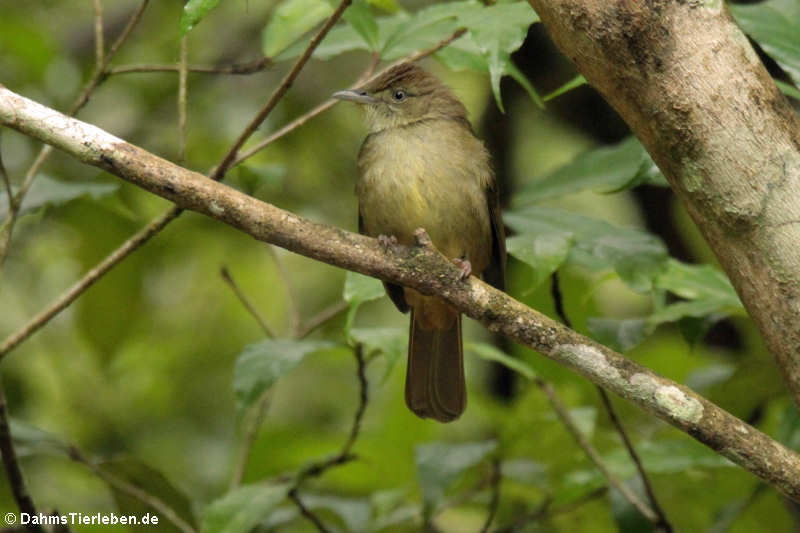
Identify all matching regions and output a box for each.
[0,382,45,533]
[220,266,276,338]
[295,301,348,339]
[69,447,196,533]
[535,378,659,523]
[93,0,104,72]
[0,135,12,215]
[229,388,271,489]
[0,208,181,359]
[288,490,331,533]
[598,389,672,532]
[0,23,466,356]
[264,246,301,336]
[177,36,188,164]
[289,344,368,531]
[551,272,671,530]
[0,0,149,272]
[107,56,272,76]
[210,0,353,181]
[480,459,502,533]
[492,487,607,533]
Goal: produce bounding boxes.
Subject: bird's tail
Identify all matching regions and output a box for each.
[405,305,465,422]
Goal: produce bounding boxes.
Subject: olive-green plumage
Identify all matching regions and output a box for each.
[333,63,505,422]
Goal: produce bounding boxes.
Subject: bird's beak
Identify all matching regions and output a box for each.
[332,89,378,104]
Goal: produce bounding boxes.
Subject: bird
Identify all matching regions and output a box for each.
[333,62,505,422]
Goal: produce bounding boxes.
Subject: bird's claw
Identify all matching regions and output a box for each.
[413,228,433,247]
[452,258,472,281]
[378,234,398,250]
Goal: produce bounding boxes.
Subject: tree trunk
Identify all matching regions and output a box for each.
[527,0,800,404]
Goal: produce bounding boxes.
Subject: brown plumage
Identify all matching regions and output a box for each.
[333,63,505,422]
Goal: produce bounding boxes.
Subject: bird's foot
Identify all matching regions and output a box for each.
[413,228,433,248]
[377,234,398,250]
[452,257,472,281]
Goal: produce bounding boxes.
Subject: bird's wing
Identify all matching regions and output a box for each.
[482,181,506,291]
[359,206,409,313]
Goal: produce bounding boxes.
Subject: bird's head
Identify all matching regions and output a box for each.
[332,62,468,133]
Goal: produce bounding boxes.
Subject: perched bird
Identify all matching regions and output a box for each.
[333,63,505,422]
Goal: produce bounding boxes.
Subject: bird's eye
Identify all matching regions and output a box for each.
[392,89,406,102]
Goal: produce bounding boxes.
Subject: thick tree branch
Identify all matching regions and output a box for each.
[526,0,800,405]
[1,87,799,501]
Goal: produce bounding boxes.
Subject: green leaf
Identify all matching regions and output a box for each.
[586,317,649,353]
[500,459,547,486]
[506,232,572,292]
[730,0,800,84]
[343,271,385,334]
[298,495,372,533]
[99,458,197,532]
[455,1,540,111]
[231,164,286,197]
[514,137,659,205]
[543,74,587,102]
[9,419,71,458]
[415,440,497,516]
[777,79,800,101]
[0,174,118,220]
[506,60,544,109]
[435,34,487,72]
[654,260,741,305]
[202,482,291,533]
[343,0,380,51]
[465,342,536,379]
[350,327,406,382]
[505,206,668,292]
[232,339,334,414]
[344,271,385,303]
[262,0,334,58]
[181,0,221,34]
[381,13,460,60]
[562,440,733,499]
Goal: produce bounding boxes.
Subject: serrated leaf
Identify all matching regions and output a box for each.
[343,0,380,51]
[506,232,571,292]
[262,0,334,58]
[415,440,497,516]
[181,0,221,34]
[543,74,587,102]
[233,339,334,414]
[202,482,291,533]
[435,34,487,72]
[99,458,197,532]
[9,419,71,458]
[514,137,655,205]
[465,342,535,379]
[455,1,539,111]
[350,327,406,382]
[0,174,118,220]
[731,0,800,84]
[381,14,459,60]
[505,206,668,292]
[586,317,650,353]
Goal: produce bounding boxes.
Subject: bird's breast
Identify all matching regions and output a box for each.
[356,120,492,267]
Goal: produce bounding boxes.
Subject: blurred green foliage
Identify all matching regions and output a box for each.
[1,0,799,532]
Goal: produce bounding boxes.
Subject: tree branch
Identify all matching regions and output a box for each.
[526,0,800,405]
[2,87,799,501]
[0,383,44,533]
